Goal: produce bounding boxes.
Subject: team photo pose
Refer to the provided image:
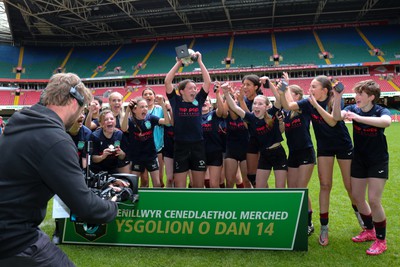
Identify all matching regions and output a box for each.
[164,51,211,188]
[121,96,170,188]
[279,75,360,246]
[333,80,391,255]
[222,81,287,188]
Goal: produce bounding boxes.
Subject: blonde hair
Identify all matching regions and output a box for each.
[99,109,114,124]
[288,84,304,119]
[108,91,125,125]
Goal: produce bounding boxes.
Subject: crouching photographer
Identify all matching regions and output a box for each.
[0,73,118,267]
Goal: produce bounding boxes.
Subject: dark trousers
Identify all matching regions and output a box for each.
[0,230,76,267]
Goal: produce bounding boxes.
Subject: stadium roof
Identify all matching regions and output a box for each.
[2,0,400,46]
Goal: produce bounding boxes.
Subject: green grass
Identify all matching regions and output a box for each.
[40,123,400,266]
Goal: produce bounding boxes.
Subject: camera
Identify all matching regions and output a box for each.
[213,83,219,93]
[263,77,270,89]
[333,81,344,93]
[280,79,288,92]
[86,172,139,203]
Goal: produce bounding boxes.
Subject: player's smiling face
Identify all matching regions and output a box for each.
[355,91,373,109]
[142,89,155,106]
[110,95,122,113]
[309,79,327,101]
[76,112,85,127]
[181,82,197,102]
[252,96,268,118]
[202,98,212,114]
[133,100,149,120]
[242,79,258,100]
[101,112,116,134]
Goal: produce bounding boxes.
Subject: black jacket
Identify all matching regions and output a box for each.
[0,104,118,258]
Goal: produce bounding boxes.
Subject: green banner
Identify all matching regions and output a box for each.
[62,189,308,251]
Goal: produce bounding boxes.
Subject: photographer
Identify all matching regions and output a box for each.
[0,73,118,266]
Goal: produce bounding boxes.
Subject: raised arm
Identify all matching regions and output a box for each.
[156,95,170,125]
[196,52,211,93]
[332,90,346,121]
[278,86,299,111]
[84,102,97,130]
[308,93,337,127]
[221,83,245,118]
[121,102,132,132]
[237,85,250,113]
[165,59,182,94]
[214,83,226,118]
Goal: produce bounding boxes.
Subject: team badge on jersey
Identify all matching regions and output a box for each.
[145,121,151,129]
[77,141,85,150]
[114,140,120,147]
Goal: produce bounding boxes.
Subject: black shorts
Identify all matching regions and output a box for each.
[174,140,207,173]
[258,145,288,171]
[131,158,159,173]
[247,136,259,154]
[206,151,223,166]
[287,147,316,168]
[163,139,174,158]
[225,145,247,161]
[351,155,389,179]
[317,147,353,160]
[117,158,131,168]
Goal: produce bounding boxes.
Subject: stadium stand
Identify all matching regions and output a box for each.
[64,45,121,79]
[96,42,155,78]
[360,25,400,62]
[0,90,13,105]
[316,27,380,64]
[274,30,321,65]
[21,46,70,79]
[0,24,399,112]
[231,33,273,69]
[138,40,184,75]
[20,90,42,105]
[192,36,232,71]
[0,44,20,79]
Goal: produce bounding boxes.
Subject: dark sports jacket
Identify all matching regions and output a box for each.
[0,104,118,258]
